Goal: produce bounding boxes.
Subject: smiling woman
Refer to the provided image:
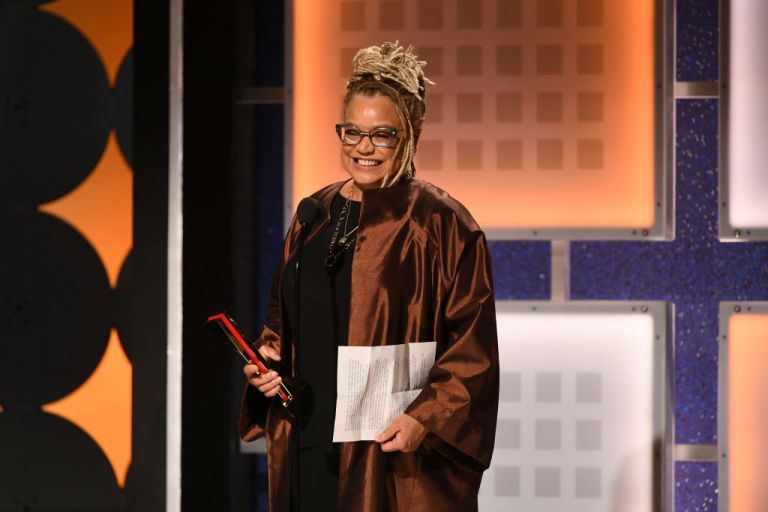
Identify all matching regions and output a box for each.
[239,42,499,512]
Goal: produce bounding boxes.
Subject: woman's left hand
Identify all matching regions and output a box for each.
[375,414,428,452]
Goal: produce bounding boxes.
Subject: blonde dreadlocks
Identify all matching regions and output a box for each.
[344,42,434,187]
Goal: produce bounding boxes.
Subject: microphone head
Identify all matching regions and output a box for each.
[297,197,322,227]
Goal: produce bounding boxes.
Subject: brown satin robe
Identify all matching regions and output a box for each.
[240,178,499,511]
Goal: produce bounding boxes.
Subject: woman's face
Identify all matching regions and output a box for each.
[340,93,403,190]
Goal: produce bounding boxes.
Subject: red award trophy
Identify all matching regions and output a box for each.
[206,312,293,408]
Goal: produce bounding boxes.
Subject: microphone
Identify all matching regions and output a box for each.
[297,197,321,230]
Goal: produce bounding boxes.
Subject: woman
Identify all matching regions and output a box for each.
[241,42,499,511]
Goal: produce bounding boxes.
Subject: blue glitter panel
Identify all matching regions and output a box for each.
[573,99,768,445]
[675,461,718,512]
[676,0,719,81]
[489,241,550,300]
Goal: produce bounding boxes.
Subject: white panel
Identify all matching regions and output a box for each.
[728,0,768,228]
[479,305,661,511]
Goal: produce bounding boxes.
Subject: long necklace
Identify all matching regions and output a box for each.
[325,184,359,270]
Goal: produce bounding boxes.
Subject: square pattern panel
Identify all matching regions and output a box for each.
[479,303,664,511]
[292,0,658,232]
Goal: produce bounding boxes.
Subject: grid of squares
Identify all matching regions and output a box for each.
[495,370,605,500]
[337,0,606,173]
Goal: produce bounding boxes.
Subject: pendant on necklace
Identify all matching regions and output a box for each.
[338,236,348,245]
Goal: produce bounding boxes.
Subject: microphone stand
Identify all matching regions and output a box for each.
[291,221,310,512]
[288,196,321,512]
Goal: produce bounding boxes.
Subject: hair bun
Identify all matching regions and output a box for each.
[348,41,434,100]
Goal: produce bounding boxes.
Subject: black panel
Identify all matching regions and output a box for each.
[180,0,240,510]
[131,0,170,508]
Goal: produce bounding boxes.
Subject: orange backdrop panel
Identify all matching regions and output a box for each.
[292,0,656,231]
[727,313,768,512]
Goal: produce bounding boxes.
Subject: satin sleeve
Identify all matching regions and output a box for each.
[405,230,499,470]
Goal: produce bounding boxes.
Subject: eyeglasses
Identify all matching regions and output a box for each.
[335,124,398,148]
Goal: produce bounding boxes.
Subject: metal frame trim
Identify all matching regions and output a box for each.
[674,444,718,460]
[550,240,570,300]
[718,301,731,512]
[719,0,732,241]
[237,86,285,105]
[656,0,676,242]
[484,226,664,241]
[663,300,676,512]
[674,81,719,98]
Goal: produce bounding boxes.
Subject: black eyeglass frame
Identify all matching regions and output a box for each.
[335,124,399,148]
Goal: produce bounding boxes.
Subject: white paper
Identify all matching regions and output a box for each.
[333,342,437,442]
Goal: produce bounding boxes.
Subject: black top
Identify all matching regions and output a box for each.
[281,191,360,507]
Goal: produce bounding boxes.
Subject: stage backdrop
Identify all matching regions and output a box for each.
[251,0,768,510]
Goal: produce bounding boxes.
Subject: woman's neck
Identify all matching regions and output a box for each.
[342,180,370,201]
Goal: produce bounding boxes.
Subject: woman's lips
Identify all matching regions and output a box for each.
[353,157,382,168]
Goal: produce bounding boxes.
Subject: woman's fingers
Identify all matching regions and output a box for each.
[248,369,277,387]
[376,414,427,453]
[257,373,282,395]
[258,344,281,362]
[244,364,282,397]
[261,378,283,397]
[243,363,263,381]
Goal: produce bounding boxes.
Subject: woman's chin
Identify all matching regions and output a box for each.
[353,178,383,190]
[345,169,387,189]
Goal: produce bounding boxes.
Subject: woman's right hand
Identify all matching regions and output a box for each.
[244,344,283,397]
